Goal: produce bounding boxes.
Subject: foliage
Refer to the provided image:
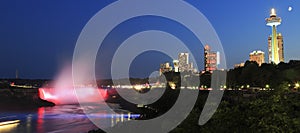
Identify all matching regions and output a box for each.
[171,88,300,132]
[227,60,300,90]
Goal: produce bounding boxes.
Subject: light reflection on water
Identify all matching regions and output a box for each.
[0,104,137,133]
[0,120,20,133]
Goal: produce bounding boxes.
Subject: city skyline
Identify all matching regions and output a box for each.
[0,0,299,79]
[1,1,300,133]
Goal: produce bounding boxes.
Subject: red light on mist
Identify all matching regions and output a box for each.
[38,87,107,105]
[38,88,59,105]
[99,89,108,100]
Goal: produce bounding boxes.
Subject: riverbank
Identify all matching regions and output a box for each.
[89,90,300,132]
[0,88,55,108]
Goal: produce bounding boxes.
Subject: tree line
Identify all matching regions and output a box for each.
[201,60,300,90]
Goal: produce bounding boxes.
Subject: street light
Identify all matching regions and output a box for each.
[266,84,270,89]
[295,83,300,89]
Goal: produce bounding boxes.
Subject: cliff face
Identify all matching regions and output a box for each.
[0,88,55,108]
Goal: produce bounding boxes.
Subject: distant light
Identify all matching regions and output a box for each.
[288,6,293,12]
[137,104,144,108]
[295,83,300,88]
[0,120,20,126]
[169,82,176,89]
[133,85,143,91]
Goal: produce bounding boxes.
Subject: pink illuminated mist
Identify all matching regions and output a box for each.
[39,64,107,105]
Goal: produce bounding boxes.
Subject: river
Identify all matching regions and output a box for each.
[0,103,135,133]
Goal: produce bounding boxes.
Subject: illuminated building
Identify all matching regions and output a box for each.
[266,8,284,64]
[268,33,284,64]
[173,60,179,72]
[204,45,219,72]
[249,50,265,66]
[234,63,245,68]
[159,62,172,75]
[178,53,189,72]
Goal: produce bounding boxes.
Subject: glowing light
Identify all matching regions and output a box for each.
[137,104,144,107]
[37,107,44,133]
[271,8,276,16]
[99,89,108,99]
[39,89,56,100]
[266,84,270,89]
[0,123,19,132]
[168,82,176,89]
[38,88,59,104]
[0,120,20,132]
[295,83,300,89]
[39,64,105,105]
[132,84,151,91]
[0,120,20,126]
[39,87,105,105]
[288,6,293,12]
[133,85,143,91]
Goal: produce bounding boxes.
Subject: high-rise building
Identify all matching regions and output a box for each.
[204,45,219,72]
[178,53,189,72]
[266,8,284,64]
[249,50,265,66]
[277,33,284,62]
[268,33,284,64]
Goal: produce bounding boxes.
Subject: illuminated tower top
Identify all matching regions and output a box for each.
[266,8,281,26]
[270,8,276,17]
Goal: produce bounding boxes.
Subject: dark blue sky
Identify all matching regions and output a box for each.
[0,0,299,79]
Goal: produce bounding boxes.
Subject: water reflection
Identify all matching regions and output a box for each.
[37,107,44,133]
[0,120,20,133]
[0,104,138,133]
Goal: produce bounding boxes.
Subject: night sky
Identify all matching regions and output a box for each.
[0,0,299,79]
